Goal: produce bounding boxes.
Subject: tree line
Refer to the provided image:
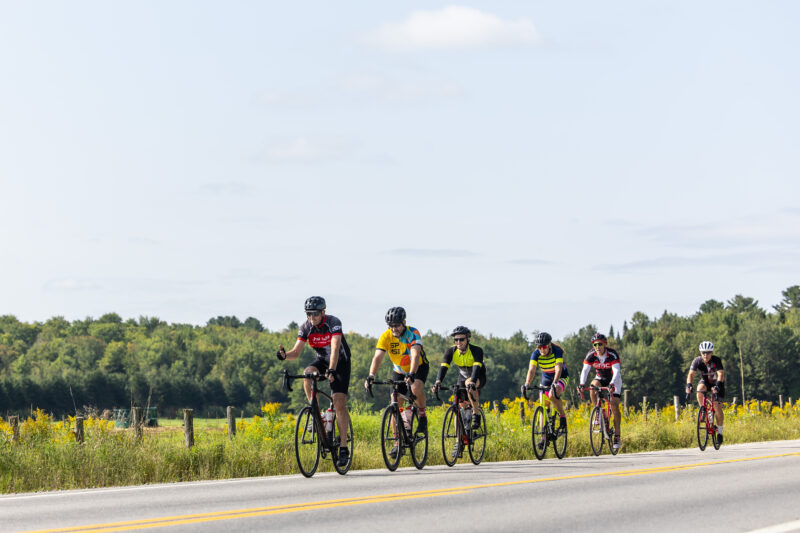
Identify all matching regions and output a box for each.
[1,286,799,417]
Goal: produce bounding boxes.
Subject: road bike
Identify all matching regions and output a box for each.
[578,385,619,456]
[282,370,353,477]
[688,388,721,451]
[435,384,487,466]
[522,384,567,460]
[367,377,428,471]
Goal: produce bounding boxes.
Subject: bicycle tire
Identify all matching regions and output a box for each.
[696,405,709,451]
[531,406,547,460]
[553,412,567,459]
[380,406,402,471]
[589,405,604,456]
[410,409,428,469]
[468,409,487,465]
[294,406,320,478]
[441,404,460,467]
[331,415,354,475]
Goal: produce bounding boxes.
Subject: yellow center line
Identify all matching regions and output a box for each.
[23,452,800,533]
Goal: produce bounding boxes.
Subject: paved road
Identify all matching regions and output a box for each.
[3,440,800,533]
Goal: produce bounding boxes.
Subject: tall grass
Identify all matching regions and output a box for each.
[1,399,798,493]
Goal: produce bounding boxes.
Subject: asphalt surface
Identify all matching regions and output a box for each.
[3,440,800,533]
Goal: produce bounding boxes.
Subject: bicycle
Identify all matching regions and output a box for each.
[522,384,567,460]
[367,377,428,471]
[578,385,619,456]
[687,387,721,451]
[435,384,487,466]
[282,370,354,477]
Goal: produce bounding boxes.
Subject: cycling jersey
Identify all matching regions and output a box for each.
[690,355,724,385]
[297,315,350,363]
[376,326,429,374]
[581,347,622,392]
[529,344,569,378]
[436,344,486,386]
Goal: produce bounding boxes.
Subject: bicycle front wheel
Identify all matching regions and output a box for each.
[696,405,709,451]
[380,406,402,471]
[468,409,487,465]
[531,406,547,460]
[332,415,354,475]
[441,404,460,467]
[294,406,320,478]
[553,413,567,459]
[410,410,428,469]
[589,406,604,456]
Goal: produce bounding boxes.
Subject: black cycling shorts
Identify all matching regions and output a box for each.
[392,361,429,395]
[457,366,487,391]
[592,377,621,398]
[308,356,351,395]
[701,380,725,399]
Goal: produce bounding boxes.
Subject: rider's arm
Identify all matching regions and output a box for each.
[281,338,307,361]
[469,346,484,382]
[610,362,621,390]
[409,344,422,374]
[328,335,341,371]
[716,368,725,383]
[686,368,695,386]
[368,349,386,376]
[580,363,591,386]
[524,360,537,386]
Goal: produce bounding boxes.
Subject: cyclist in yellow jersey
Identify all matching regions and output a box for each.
[522,331,569,430]
[432,326,487,429]
[365,306,430,448]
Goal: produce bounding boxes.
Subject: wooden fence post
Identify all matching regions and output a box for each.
[227,406,236,439]
[789,397,793,409]
[184,409,194,448]
[492,401,499,418]
[623,389,629,416]
[674,396,680,422]
[75,416,84,444]
[642,396,648,422]
[132,407,143,441]
[10,416,19,443]
[732,397,738,407]
[519,401,525,425]
[779,395,784,409]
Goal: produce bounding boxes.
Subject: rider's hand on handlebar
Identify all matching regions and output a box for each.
[712,384,720,395]
[406,372,416,385]
[431,381,441,394]
[520,384,528,396]
[364,374,375,390]
[325,368,336,382]
[685,383,693,394]
[276,346,286,361]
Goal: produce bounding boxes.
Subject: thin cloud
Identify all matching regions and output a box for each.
[368,6,540,51]
[200,182,253,196]
[386,249,478,258]
[43,279,101,291]
[264,137,343,163]
[594,250,800,273]
[340,72,462,103]
[507,259,554,265]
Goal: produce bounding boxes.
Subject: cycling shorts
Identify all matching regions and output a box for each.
[541,374,569,399]
[392,361,429,396]
[700,380,725,399]
[308,356,351,395]
[457,366,487,391]
[592,377,621,398]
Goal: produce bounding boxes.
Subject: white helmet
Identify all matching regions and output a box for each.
[699,341,714,352]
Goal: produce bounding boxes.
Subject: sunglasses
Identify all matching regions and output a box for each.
[592,343,604,348]
[388,323,403,328]
[306,311,321,317]
[537,344,549,349]
[701,351,713,355]
[454,337,467,342]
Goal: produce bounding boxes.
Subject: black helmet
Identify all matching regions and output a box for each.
[534,332,552,346]
[451,326,471,337]
[591,333,607,344]
[304,296,326,312]
[385,306,406,325]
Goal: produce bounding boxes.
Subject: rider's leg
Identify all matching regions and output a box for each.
[714,400,724,432]
[589,379,601,408]
[332,392,349,440]
[696,382,708,408]
[303,365,320,404]
[610,395,621,436]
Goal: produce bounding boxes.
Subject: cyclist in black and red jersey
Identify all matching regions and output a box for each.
[686,341,725,443]
[578,333,623,450]
[432,326,487,430]
[277,296,352,467]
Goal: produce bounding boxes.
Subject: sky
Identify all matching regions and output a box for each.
[1,2,799,340]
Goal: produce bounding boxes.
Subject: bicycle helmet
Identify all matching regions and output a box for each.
[699,341,714,352]
[385,306,406,325]
[534,332,552,346]
[451,326,471,338]
[591,333,607,344]
[304,296,326,312]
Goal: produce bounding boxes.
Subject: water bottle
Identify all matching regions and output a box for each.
[401,408,412,431]
[463,407,472,427]
[324,407,334,432]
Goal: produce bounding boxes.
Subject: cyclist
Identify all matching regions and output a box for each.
[686,341,725,444]
[432,326,487,429]
[276,296,352,468]
[365,306,430,458]
[578,333,622,450]
[521,332,569,431]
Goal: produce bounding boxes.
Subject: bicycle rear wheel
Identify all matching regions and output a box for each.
[468,410,487,465]
[331,415,354,475]
[553,413,567,459]
[294,406,320,478]
[380,406,402,471]
[531,406,547,460]
[410,410,428,469]
[696,405,709,451]
[589,406,604,456]
[441,404,460,467]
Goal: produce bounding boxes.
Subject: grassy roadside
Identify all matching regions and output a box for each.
[1,399,798,493]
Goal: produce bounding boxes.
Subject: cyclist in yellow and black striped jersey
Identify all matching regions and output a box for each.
[432,326,486,429]
[522,331,569,430]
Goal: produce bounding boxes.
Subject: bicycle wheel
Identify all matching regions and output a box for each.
[294,406,320,478]
[553,413,567,459]
[607,412,620,456]
[409,410,428,469]
[441,404,460,467]
[468,410,487,465]
[331,415,354,475]
[696,405,709,451]
[589,405,604,456]
[380,406,402,471]
[531,406,547,460]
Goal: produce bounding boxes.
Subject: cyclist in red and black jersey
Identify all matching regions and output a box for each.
[277,296,351,467]
[686,341,725,443]
[579,333,622,450]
